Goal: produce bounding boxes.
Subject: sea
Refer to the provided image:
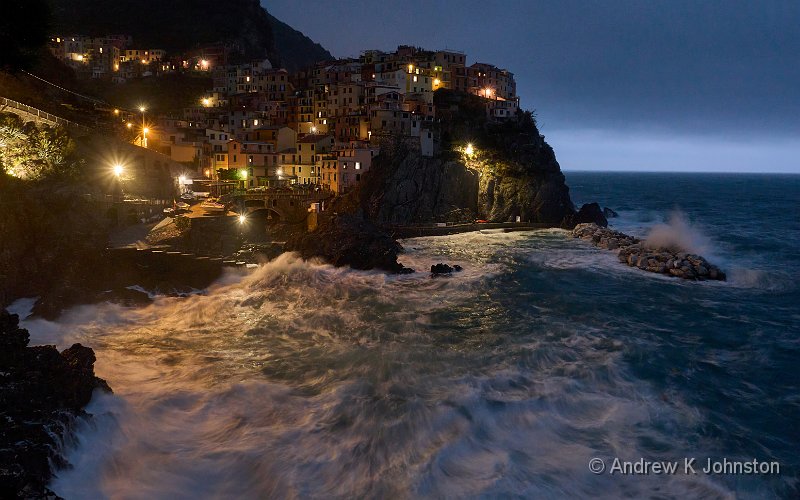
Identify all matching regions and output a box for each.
[11,172,800,499]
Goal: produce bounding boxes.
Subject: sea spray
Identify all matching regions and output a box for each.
[644,211,715,257]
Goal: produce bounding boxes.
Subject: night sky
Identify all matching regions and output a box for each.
[263,0,799,173]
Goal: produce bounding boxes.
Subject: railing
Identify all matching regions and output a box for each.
[0,96,91,131]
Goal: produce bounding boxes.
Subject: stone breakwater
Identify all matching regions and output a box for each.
[572,223,726,281]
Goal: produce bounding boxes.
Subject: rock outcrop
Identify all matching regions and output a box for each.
[572,223,726,280]
[336,93,577,227]
[563,202,609,228]
[603,207,619,218]
[430,263,463,275]
[335,140,480,224]
[0,310,111,498]
[0,177,109,314]
[285,214,413,273]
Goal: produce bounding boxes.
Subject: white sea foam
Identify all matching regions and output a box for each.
[19,234,747,499]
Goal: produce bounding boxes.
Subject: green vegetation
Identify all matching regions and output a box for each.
[0,113,83,180]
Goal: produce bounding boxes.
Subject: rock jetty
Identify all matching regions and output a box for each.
[0,310,111,498]
[572,223,726,281]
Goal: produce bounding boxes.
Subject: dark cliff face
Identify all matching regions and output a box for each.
[476,147,574,224]
[339,93,576,226]
[338,140,480,224]
[0,310,111,498]
[0,177,109,312]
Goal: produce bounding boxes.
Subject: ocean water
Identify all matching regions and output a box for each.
[16,172,800,499]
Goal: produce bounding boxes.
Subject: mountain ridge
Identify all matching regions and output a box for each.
[46,0,332,70]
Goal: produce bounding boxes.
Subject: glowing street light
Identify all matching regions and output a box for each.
[202,98,211,107]
[310,125,317,134]
[240,169,248,179]
[200,59,209,70]
[433,78,441,86]
[238,214,247,224]
[204,169,211,178]
[113,164,124,177]
[465,143,475,157]
[276,168,283,177]
[139,106,147,148]
[126,122,132,129]
[178,175,187,185]
[484,87,493,98]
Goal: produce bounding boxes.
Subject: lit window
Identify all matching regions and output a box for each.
[355,162,361,170]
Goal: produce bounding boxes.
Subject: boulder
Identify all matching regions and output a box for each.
[573,203,608,228]
[285,214,413,273]
[431,263,454,274]
[603,207,619,218]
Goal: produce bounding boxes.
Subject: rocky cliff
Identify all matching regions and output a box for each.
[0,310,111,498]
[0,176,109,314]
[338,91,578,227]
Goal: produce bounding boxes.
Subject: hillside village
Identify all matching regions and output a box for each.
[47,36,519,195]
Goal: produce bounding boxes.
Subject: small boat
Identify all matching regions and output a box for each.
[176,202,190,209]
[200,199,226,214]
[163,207,175,215]
[180,192,196,201]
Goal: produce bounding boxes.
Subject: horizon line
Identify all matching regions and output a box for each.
[561,169,800,175]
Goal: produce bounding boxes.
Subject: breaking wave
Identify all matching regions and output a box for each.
[644,211,716,256]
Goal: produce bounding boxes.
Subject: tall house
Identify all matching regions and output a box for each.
[469,62,517,101]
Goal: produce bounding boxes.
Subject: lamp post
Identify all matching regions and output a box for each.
[139,106,147,147]
[113,164,125,201]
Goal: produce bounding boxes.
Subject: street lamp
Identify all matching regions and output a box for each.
[139,106,147,147]
[202,98,211,107]
[311,125,317,134]
[465,143,475,157]
[113,164,124,177]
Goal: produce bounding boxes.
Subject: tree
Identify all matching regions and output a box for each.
[0,113,81,180]
[0,0,52,72]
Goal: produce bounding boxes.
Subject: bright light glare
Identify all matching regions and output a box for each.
[238,214,247,224]
[113,164,124,177]
[465,143,475,156]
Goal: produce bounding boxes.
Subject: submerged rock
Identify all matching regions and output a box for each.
[572,223,726,281]
[285,214,414,273]
[0,310,111,498]
[430,263,464,275]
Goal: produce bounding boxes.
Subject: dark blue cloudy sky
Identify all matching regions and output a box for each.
[264,0,799,172]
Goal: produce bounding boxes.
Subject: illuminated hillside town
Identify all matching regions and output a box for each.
[48,36,518,194]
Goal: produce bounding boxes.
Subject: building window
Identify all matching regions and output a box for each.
[355,162,361,170]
